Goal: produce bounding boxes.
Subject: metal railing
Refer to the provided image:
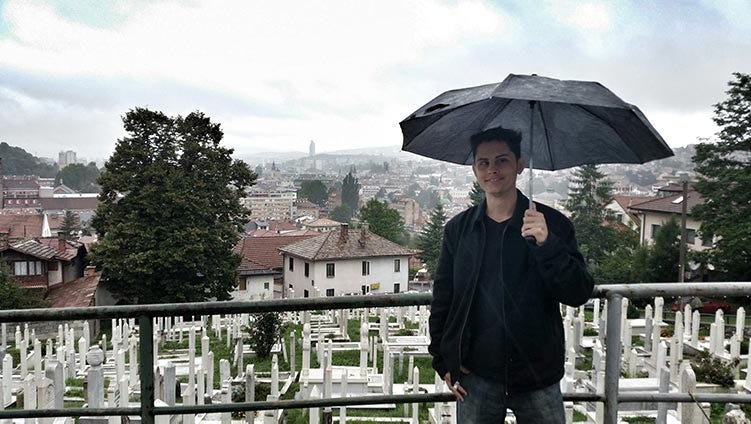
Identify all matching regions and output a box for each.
[0,283,749,424]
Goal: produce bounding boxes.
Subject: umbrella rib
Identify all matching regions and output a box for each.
[573,104,643,163]
[536,102,555,170]
[461,98,514,165]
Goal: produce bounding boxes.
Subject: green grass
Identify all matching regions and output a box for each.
[575,349,593,371]
[622,416,655,423]
[66,378,84,387]
[573,409,587,422]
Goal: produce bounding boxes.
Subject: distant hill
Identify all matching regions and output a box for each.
[0,142,59,177]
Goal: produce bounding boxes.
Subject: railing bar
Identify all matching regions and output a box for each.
[0,293,433,323]
[139,315,156,424]
[604,293,623,424]
[0,407,141,419]
[592,282,751,298]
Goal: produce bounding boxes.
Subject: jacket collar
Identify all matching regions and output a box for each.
[471,189,530,229]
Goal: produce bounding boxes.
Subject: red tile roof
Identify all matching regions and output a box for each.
[5,238,83,261]
[267,220,299,232]
[0,214,61,239]
[234,234,319,274]
[279,228,413,261]
[248,229,320,237]
[629,191,703,215]
[613,195,655,211]
[40,197,99,211]
[46,270,101,308]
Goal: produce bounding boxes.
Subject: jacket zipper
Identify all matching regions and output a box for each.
[500,223,509,398]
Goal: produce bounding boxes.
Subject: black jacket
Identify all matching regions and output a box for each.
[428,190,594,393]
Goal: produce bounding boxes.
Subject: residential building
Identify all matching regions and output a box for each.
[242,190,297,220]
[302,218,342,232]
[294,199,319,219]
[391,197,423,232]
[280,224,412,298]
[608,195,654,231]
[0,233,87,289]
[2,176,41,209]
[629,189,711,251]
[233,233,319,300]
[58,150,77,168]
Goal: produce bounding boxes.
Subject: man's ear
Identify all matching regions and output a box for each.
[517,157,526,174]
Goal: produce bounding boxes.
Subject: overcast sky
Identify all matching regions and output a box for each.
[0,0,749,162]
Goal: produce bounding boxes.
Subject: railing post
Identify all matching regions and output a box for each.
[140,316,155,424]
[604,293,622,424]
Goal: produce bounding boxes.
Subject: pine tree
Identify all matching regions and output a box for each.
[693,72,751,280]
[646,219,680,282]
[564,164,618,265]
[341,171,360,219]
[469,181,485,206]
[59,210,81,240]
[416,202,447,277]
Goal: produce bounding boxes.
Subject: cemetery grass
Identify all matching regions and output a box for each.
[573,409,587,422]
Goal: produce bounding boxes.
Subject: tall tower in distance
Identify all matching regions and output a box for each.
[309,140,316,157]
[58,150,77,168]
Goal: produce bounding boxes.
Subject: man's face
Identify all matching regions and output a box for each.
[472,140,525,197]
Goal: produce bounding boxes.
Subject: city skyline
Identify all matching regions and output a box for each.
[1,1,749,160]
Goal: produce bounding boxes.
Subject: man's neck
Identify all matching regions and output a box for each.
[485,189,518,223]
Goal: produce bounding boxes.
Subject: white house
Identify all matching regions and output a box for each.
[233,233,319,300]
[629,189,712,252]
[280,224,412,298]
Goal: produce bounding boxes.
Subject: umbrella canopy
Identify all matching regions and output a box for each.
[400,74,673,169]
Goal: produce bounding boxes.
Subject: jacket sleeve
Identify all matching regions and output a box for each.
[532,217,594,306]
[428,223,455,378]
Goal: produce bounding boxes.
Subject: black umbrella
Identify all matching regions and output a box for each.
[400,73,673,205]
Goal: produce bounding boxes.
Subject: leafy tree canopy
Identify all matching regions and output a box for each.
[60,210,82,240]
[646,219,680,282]
[91,108,256,304]
[328,205,352,224]
[0,262,49,309]
[693,72,751,280]
[55,162,101,192]
[359,199,407,245]
[416,202,447,277]
[0,142,58,177]
[298,180,328,207]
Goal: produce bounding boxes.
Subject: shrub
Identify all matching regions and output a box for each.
[692,350,738,387]
[248,312,282,359]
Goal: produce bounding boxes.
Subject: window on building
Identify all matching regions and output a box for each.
[362,261,370,276]
[394,283,400,293]
[264,282,270,290]
[326,288,335,297]
[326,263,335,278]
[394,259,401,272]
[685,229,696,245]
[289,257,294,271]
[239,279,247,291]
[304,262,309,277]
[14,261,28,276]
[361,285,367,295]
[651,224,661,238]
[701,237,713,247]
[304,290,309,298]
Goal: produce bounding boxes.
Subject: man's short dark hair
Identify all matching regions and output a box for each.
[470,127,522,160]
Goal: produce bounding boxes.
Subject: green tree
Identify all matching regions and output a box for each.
[405,182,421,198]
[59,211,81,240]
[416,187,441,211]
[91,108,256,304]
[341,171,360,213]
[328,205,352,224]
[564,164,618,265]
[692,72,751,280]
[359,199,407,245]
[248,312,282,358]
[298,180,328,207]
[0,262,49,309]
[469,181,485,206]
[415,202,447,277]
[646,219,680,282]
[55,162,101,192]
[0,142,58,177]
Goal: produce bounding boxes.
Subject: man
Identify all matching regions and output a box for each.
[428,126,594,423]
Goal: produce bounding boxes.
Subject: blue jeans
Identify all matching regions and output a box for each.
[456,373,565,424]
